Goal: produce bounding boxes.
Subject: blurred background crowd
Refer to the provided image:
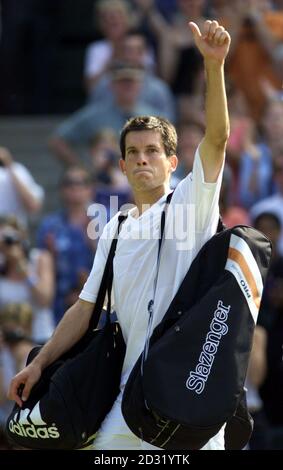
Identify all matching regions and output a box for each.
[0,0,283,450]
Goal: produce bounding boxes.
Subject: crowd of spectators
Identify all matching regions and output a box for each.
[1,0,283,450]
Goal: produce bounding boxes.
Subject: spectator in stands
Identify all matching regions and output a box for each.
[227,95,283,209]
[36,167,95,324]
[0,216,54,344]
[211,0,283,121]
[0,147,44,226]
[49,61,160,166]
[245,325,269,449]
[86,31,176,122]
[88,129,132,219]
[220,165,250,228]
[238,117,273,209]
[134,0,207,119]
[250,147,283,254]
[84,0,134,92]
[254,212,283,448]
[0,303,34,426]
[175,120,205,179]
[261,99,283,155]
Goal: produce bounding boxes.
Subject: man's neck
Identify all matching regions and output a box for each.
[133,185,170,215]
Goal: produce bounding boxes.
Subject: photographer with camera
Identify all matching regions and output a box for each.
[0,216,55,344]
[0,147,44,226]
[0,303,34,430]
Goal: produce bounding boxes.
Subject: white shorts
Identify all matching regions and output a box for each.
[93,432,160,450]
[92,429,225,450]
[91,394,225,451]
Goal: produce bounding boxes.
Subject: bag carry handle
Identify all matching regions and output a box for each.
[88,214,127,331]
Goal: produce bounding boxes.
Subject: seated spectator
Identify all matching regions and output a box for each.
[254,212,283,448]
[245,325,269,449]
[238,118,273,209]
[220,166,250,228]
[175,120,205,179]
[49,62,160,166]
[0,216,54,344]
[250,147,283,254]
[36,167,95,324]
[84,0,134,92]
[87,32,175,122]
[88,129,133,219]
[224,84,252,204]
[0,303,34,426]
[211,0,283,122]
[134,0,207,119]
[261,99,283,155]
[0,147,44,226]
[236,98,283,207]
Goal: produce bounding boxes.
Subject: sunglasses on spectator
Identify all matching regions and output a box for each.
[62,178,90,187]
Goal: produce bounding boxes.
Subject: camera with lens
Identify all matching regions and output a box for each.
[0,229,21,246]
[2,329,28,344]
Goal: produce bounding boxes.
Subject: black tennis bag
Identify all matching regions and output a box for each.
[122,225,272,450]
[6,321,125,449]
[6,216,126,450]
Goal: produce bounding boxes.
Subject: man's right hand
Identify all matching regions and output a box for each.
[7,362,42,407]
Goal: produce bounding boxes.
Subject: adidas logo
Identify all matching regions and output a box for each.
[8,402,60,439]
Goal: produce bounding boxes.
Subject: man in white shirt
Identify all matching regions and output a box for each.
[8,20,231,450]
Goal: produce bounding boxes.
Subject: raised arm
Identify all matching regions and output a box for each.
[0,147,43,213]
[189,20,231,183]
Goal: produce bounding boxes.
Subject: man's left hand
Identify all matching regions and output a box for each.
[189,20,231,65]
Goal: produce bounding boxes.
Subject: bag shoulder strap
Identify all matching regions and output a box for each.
[89,192,173,332]
[217,215,226,233]
[88,214,127,331]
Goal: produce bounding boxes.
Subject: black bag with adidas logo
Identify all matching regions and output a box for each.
[122,226,272,449]
[6,217,126,450]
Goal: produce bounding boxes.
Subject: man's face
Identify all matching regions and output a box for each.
[120,130,177,192]
[123,35,146,65]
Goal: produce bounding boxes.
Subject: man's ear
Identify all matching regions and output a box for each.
[169,155,178,172]
[119,158,126,174]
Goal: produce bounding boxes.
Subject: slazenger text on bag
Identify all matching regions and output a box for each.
[186,300,230,394]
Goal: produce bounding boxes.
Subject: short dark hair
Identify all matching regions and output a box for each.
[254,212,281,230]
[119,116,177,160]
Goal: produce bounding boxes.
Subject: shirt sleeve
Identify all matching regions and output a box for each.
[172,146,224,234]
